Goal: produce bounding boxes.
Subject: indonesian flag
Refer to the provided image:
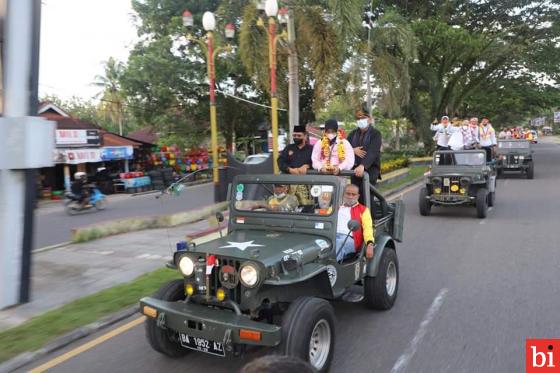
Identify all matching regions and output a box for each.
[206,255,217,275]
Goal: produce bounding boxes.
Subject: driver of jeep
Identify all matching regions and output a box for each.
[336,184,375,262]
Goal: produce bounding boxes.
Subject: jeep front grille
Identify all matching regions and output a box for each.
[211,257,243,304]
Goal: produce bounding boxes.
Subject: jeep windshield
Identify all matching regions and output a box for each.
[498,141,530,149]
[234,182,337,216]
[434,151,486,166]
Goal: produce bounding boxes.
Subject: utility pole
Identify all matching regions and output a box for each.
[0,0,55,308]
[365,1,374,114]
[286,7,298,139]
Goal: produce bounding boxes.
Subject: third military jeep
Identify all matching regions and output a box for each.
[139,171,404,372]
[419,150,497,218]
[496,139,534,179]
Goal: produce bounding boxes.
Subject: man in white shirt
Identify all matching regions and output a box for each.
[430,116,456,150]
[479,117,497,162]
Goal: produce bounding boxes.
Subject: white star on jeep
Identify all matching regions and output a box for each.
[220,241,264,251]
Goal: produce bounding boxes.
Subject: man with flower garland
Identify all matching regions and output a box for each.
[311,119,355,174]
[347,110,382,203]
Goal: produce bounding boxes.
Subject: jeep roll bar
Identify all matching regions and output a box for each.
[306,170,388,216]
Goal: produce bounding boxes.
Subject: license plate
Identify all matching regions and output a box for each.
[179,333,225,357]
[443,178,450,186]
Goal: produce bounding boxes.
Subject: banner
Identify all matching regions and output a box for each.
[530,117,546,127]
[56,129,100,146]
[554,112,560,123]
[101,146,134,160]
[54,149,102,164]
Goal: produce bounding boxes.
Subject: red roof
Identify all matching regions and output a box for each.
[102,132,142,148]
[127,127,158,145]
[40,113,101,130]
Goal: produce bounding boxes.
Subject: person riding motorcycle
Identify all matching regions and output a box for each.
[71,172,90,209]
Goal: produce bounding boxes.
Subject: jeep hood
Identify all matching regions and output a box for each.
[191,229,332,267]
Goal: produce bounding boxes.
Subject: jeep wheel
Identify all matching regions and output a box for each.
[497,168,503,178]
[418,187,431,216]
[476,188,488,219]
[364,248,399,310]
[278,297,335,372]
[145,279,189,357]
[527,162,534,179]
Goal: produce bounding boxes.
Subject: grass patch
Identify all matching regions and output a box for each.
[0,268,181,363]
[379,165,427,193]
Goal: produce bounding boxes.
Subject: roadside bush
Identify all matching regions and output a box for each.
[381,158,409,174]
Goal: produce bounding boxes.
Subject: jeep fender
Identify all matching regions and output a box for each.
[366,235,396,277]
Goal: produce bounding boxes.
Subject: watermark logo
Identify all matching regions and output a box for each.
[526,339,560,372]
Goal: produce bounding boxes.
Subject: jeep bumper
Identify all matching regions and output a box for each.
[428,195,474,205]
[140,297,281,349]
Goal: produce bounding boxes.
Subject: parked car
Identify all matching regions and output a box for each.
[243,154,270,164]
[419,150,497,218]
[140,171,404,372]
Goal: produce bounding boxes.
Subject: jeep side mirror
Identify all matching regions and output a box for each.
[347,219,360,232]
[215,211,224,223]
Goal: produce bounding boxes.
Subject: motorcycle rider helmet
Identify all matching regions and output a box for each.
[74,171,86,180]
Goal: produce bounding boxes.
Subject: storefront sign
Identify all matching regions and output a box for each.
[54,149,102,164]
[101,146,134,160]
[554,112,560,123]
[56,130,100,146]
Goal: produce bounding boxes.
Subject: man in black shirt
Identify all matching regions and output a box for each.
[348,110,382,203]
[277,125,313,175]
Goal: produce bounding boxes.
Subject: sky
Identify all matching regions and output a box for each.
[39,0,138,101]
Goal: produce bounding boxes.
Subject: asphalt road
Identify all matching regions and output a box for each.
[34,183,215,248]
[23,140,560,373]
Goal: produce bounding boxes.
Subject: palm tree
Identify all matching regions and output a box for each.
[93,57,126,135]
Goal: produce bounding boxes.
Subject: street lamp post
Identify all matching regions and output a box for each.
[259,0,286,174]
[183,10,234,187]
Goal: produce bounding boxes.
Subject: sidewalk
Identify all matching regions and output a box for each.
[0,216,225,332]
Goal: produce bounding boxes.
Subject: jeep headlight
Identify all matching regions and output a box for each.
[240,263,259,288]
[178,256,195,277]
[519,155,524,160]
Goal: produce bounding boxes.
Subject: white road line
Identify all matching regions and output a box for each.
[390,288,449,373]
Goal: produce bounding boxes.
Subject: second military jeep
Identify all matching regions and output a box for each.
[140,171,404,372]
[419,150,497,218]
[496,139,534,179]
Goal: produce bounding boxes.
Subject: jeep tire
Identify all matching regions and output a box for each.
[364,248,399,310]
[527,161,534,179]
[476,188,488,218]
[145,279,189,357]
[418,187,431,216]
[278,297,335,372]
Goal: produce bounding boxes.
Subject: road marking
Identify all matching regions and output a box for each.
[479,220,486,225]
[390,288,448,373]
[28,316,146,373]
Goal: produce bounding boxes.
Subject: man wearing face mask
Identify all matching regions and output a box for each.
[311,119,355,174]
[336,184,375,262]
[347,110,382,203]
[278,125,313,174]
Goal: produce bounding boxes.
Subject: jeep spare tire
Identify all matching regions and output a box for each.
[364,248,399,310]
[145,279,189,357]
[278,297,335,372]
[476,188,488,219]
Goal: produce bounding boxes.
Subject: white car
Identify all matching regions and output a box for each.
[243,154,270,164]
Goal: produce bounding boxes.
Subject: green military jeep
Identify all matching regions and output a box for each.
[419,150,497,218]
[140,171,404,372]
[496,139,534,179]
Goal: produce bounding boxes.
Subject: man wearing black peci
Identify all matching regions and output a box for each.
[277,125,313,175]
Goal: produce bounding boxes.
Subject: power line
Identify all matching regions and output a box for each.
[215,89,287,111]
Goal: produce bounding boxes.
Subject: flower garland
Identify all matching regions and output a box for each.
[320,130,345,168]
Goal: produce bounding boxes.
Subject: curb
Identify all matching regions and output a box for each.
[33,241,72,254]
[71,201,229,243]
[384,177,424,200]
[0,306,139,373]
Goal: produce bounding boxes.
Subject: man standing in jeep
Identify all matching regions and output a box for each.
[336,184,375,261]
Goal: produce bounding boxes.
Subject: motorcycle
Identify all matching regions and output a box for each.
[64,186,107,215]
